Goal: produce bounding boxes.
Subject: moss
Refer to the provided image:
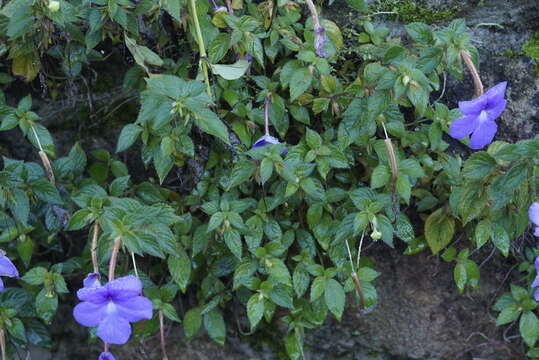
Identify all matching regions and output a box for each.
[523,31,539,62]
[375,0,459,24]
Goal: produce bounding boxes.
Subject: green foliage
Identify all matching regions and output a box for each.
[0,0,537,358]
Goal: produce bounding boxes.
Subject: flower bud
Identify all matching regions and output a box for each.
[402,75,410,86]
[370,229,382,240]
[48,0,60,12]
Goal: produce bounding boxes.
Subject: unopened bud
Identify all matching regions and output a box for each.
[371,229,382,240]
[48,0,60,12]
[402,75,410,86]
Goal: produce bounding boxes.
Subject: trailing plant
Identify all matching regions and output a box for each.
[0,0,537,358]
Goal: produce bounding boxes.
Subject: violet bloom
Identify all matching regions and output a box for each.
[98,352,115,360]
[314,24,328,58]
[531,256,539,301]
[0,251,18,291]
[529,202,539,237]
[449,82,507,150]
[73,275,152,344]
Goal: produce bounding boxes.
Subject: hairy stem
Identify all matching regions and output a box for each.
[91,223,100,275]
[264,94,271,136]
[0,329,5,360]
[460,50,484,98]
[108,237,122,281]
[304,0,321,28]
[189,0,213,99]
[159,310,169,360]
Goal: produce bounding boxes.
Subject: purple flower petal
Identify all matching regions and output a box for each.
[0,255,18,278]
[0,278,3,292]
[529,202,539,226]
[469,120,497,150]
[532,274,539,290]
[77,285,109,303]
[83,273,101,288]
[73,301,106,327]
[115,296,153,322]
[99,352,115,360]
[106,275,142,300]
[485,81,507,105]
[535,288,539,302]
[535,226,539,237]
[485,99,507,122]
[253,135,280,148]
[314,25,328,58]
[458,96,488,115]
[97,314,132,345]
[449,115,478,139]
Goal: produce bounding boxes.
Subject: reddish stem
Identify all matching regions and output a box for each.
[460,50,484,98]
[159,310,169,360]
[91,223,100,275]
[108,237,122,281]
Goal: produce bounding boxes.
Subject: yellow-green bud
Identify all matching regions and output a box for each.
[48,0,60,12]
[371,229,382,240]
[402,75,410,86]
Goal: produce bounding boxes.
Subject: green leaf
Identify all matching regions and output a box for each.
[454,262,467,293]
[462,152,497,180]
[125,35,163,73]
[183,307,202,339]
[267,258,291,286]
[116,124,142,152]
[521,311,539,347]
[208,212,225,232]
[193,108,230,144]
[496,305,521,326]
[161,0,181,21]
[228,160,256,189]
[168,249,191,292]
[492,224,510,257]
[31,179,62,204]
[310,276,326,302]
[289,68,312,101]
[247,293,265,329]
[35,289,58,323]
[223,228,242,259]
[293,266,310,298]
[324,278,345,321]
[395,214,414,243]
[210,60,250,80]
[204,309,226,345]
[357,267,380,282]
[474,219,491,249]
[306,128,322,149]
[405,22,434,45]
[424,208,455,254]
[396,174,411,204]
[21,267,48,285]
[370,165,390,189]
[9,188,29,225]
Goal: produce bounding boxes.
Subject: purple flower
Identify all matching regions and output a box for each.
[83,272,101,288]
[449,82,507,150]
[0,251,19,292]
[529,202,539,237]
[531,256,539,301]
[98,352,115,360]
[252,135,288,155]
[314,24,328,58]
[73,275,153,344]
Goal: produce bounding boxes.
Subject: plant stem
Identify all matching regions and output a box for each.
[159,310,169,360]
[91,223,100,275]
[32,126,55,184]
[264,95,271,136]
[460,50,484,98]
[0,329,5,360]
[189,0,213,99]
[108,237,122,281]
[304,0,321,29]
